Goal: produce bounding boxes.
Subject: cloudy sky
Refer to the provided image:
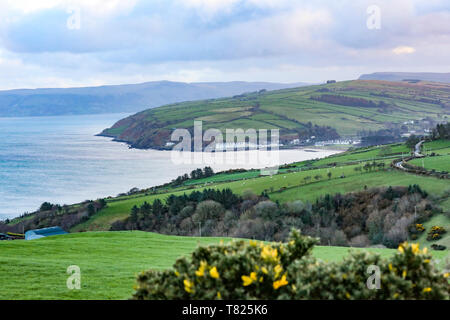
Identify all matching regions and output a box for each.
[0,0,449,89]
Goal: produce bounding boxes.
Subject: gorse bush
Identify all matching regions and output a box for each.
[426,226,446,241]
[132,229,449,300]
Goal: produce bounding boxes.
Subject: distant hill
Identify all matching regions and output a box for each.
[101,80,450,149]
[359,72,450,83]
[0,81,307,117]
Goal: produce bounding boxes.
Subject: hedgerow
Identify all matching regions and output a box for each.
[131,229,449,300]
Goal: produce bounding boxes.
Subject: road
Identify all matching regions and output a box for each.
[394,140,424,171]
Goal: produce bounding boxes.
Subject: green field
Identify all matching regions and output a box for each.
[409,155,450,172]
[2,231,448,300]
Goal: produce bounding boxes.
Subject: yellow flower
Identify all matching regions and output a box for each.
[261,267,268,274]
[242,275,254,286]
[422,247,428,254]
[289,240,295,246]
[261,245,278,262]
[274,265,283,278]
[210,266,220,279]
[250,272,257,281]
[402,270,407,278]
[345,292,351,299]
[249,240,258,247]
[273,274,288,290]
[443,273,449,278]
[393,293,399,299]
[217,291,222,299]
[424,259,430,264]
[398,245,404,254]
[259,276,264,283]
[411,243,420,255]
[184,279,194,293]
[422,287,432,293]
[388,264,393,271]
[342,273,347,280]
[195,261,207,277]
[174,271,180,277]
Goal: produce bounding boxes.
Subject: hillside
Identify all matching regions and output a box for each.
[100,80,450,150]
[359,72,450,83]
[0,81,305,117]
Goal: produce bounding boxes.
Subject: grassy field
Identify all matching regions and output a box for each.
[409,155,450,172]
[2,231,448,300]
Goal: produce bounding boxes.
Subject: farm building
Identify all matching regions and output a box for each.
[25,226,68,240]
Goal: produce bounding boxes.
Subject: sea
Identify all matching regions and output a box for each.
[0,113,340,219]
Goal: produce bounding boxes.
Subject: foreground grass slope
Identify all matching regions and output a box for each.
[3,231,447,300]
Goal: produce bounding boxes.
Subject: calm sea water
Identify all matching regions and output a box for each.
[0,114,339,218]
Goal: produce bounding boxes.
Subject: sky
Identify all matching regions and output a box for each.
[0,0,449,90]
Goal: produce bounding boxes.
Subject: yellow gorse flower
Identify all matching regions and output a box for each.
[422,287,432,293]
[402,270,407,278]
[273,274,288,290]
[261,245,278,262]
[241,272,257,286]
[261,267,268,274]
[209,266,220,279]
[242,275,253,286]
[174,271,180,277]
[195,261,207,277]
[411,243,420,255]
[217,291,221,299]
[184,279,194,293]
[274,264,283,278]
[443,273,449,278]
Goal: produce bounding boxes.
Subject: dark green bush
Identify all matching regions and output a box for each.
[132,230,449,300]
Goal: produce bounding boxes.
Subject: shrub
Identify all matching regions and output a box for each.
[427,226,446,241]
[416,224,425,232]
[131,229,449,300]
[431,244,447,251]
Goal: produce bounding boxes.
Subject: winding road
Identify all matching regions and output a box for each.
[394,140,424,170]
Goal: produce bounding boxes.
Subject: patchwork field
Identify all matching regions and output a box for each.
[101,80,450,149]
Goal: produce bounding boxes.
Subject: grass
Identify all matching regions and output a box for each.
[269,170,450,203]
[409,155,450,172]
[1,231,447,300]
